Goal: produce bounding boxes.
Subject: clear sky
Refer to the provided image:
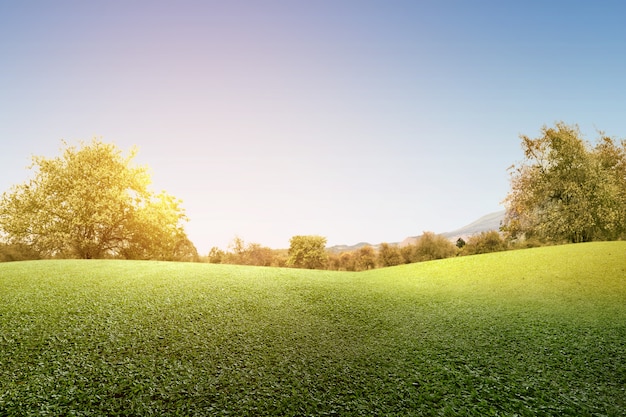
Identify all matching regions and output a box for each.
[1,1,625,253]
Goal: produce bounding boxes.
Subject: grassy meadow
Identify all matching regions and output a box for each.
[0,242,625,416]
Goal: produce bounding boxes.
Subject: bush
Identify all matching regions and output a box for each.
[0,243,40,262]
[398,244,417,263]
[509,236,548,250]
[287,235,328,269]
[462,231,508,255]
[377,243,403,267]
[414,232,457,261]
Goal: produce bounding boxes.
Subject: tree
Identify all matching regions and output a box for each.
[400,244,418,264]
[328,251,355,271]
[207,246,225,263]
[245,243,275,267]
[462,231,507,255]
[0,139,197,260]
[287,235,328,269]
[120,191,198,261]
[220,237,279,266]
[377,242,403,267]
[353,245,376,271]
[503,122,626,243]
[414,231,457,261]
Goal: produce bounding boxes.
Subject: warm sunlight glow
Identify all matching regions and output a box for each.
[2,2,625,254]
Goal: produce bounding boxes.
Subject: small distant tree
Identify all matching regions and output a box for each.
[400,244,418,264]
[221,237,277,266]
[287,235,328,269]
[207,246,225,263]
[378,242,403,267]
[353,245,376,271]
[338,251,355,271]
[327,252,341,270]
[246,243,275,267]
[462,231,507,255]
[414,232,457,261]
[456,238,466,249]
[226,236,247,263]
[269,249,289,267]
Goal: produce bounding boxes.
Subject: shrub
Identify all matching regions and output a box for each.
[414,232,457,261]
[377,243,403,267]
[462,231,508,255]
[0,243,40,262]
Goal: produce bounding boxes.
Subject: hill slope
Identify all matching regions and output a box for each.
[1,242,624,415]
[441,209,505,240]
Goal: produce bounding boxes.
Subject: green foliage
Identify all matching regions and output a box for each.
[389,233,458,266]
[121,191,198,262]
[216,237,286,267]
[330,245,377,271]
[0,139,197,261]
[400,244,418,264]
[377,242,403,267]
[207,246,225,263]
[287,235,328,269]
[0,242,624,415]
[462,231,508,255]
[352,245,376,271]
[504,122,626,242]
[413,231,458,261]
[0,242,40,262]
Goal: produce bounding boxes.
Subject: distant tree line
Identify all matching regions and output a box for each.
[3,122,622,264]
[195,122,626,270]
[326,230,513,271]
[202,231,515,271]
[204,122,626,270]
[205,237,288,267]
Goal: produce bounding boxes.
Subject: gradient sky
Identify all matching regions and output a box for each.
[2,1,625,254]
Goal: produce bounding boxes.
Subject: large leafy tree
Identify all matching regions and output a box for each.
[0,139,198,260]
[503,122,626,243]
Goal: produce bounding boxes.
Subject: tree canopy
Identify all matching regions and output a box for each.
[0,139,198,261]
[287,235,328,269]
[503,122,626,243]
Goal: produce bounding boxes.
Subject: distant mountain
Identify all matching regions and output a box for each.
[327,210,506,252]
[441,210,506,241]
[326,242,377,254]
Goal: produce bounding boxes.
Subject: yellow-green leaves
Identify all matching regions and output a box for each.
[287,235,328,269]
[0,139,197,260]
[503,122,626,243]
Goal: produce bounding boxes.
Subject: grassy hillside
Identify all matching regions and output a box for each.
[1,242,624,416]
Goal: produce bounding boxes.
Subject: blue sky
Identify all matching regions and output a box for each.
[1,1,625,253]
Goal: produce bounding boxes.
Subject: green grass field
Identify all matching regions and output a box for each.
[1,242,625,416]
